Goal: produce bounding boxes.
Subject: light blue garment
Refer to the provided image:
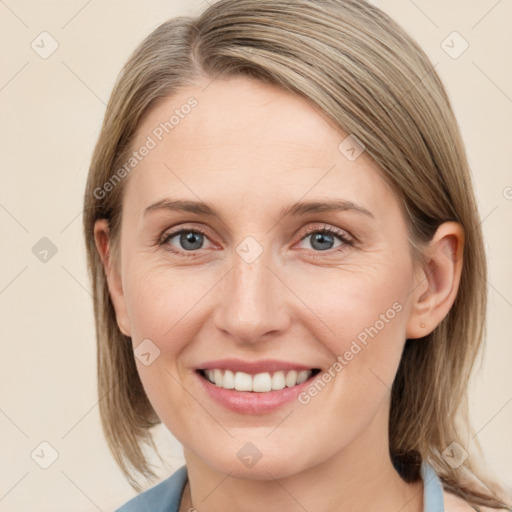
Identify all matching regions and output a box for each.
[421,460,445,512]
[116,465,188,512]
[115,460,448,511]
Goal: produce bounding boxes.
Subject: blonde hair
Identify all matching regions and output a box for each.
[83,0,511,508]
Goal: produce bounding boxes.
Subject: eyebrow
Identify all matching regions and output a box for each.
[143,198,374,219]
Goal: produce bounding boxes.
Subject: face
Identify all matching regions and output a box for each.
[99,75,425,479]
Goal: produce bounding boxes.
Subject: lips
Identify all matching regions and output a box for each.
[198,358,315,374]
[195,359,321,414]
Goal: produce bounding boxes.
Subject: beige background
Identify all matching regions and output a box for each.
[0,0,511,510]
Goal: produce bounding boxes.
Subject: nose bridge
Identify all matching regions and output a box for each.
[214,235,289,343]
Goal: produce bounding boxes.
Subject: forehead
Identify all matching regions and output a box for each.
[124,75,399,220]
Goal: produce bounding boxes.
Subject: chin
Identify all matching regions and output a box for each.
[195,438,319,481]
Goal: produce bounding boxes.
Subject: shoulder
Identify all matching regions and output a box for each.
[444,488,506,512]
[115,465,188,512]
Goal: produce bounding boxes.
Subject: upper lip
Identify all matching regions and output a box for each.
[197,358,317,374]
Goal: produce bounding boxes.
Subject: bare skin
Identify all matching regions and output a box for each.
[95,75,467,511]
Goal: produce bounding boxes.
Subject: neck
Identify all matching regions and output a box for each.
[179,403,423,512]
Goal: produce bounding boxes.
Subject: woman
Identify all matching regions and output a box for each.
[83,0,512,510]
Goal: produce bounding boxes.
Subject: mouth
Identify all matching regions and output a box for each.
[194,358,323,413]
[197,368,321,392]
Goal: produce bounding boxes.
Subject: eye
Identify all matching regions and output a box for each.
[158,226,214,256]
[157,223,354,258]
[297,224,354,254]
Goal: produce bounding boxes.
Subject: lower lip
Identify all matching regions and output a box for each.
[196,371,316,414]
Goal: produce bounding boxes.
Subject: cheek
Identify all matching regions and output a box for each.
[123,262,212,343]
[294,260,411,358]
[291,264,413,422]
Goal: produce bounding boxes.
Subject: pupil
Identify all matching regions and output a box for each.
[181,232,203,250]
[312,232,333,251]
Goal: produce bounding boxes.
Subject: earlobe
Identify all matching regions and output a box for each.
[406,221,464,340]
[93,219,132,338]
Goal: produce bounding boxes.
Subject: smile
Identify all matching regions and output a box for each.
[198,368,321,392]
[195,360,322,414]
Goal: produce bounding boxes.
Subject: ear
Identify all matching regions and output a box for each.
[406,221,464,339]
[93,219,131,338]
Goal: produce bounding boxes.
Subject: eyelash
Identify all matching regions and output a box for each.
[157,224,354,258]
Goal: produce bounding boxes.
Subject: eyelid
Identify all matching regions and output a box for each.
[299,223,353,242]
[294,223,355,255]
[158,224,212,246]
[158,222,355,256]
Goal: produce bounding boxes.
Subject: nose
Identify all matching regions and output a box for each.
[213,240,291,346]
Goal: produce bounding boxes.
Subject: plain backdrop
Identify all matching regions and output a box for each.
[0,1,511,510]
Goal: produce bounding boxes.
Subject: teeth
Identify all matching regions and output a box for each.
[296,370,309,384]
[214,369,223,387]
[203,369,312,392]
[223,369,235,389]
[234,371,252,391]
[285,370,297,387]
[271,371,286,390]
[253,372,272,392]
